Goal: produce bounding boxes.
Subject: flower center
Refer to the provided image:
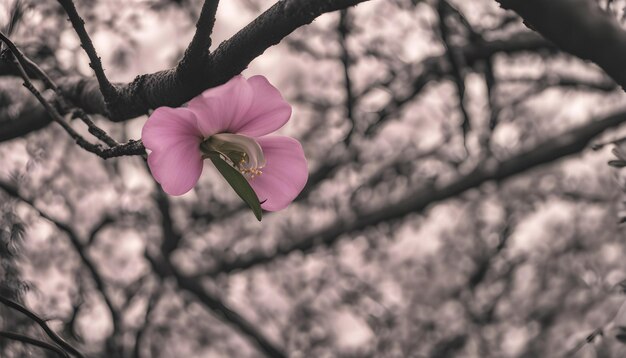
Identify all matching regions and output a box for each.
[200,133,266,179]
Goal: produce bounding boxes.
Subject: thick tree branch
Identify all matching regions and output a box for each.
[178,0,220,74]
[0,0,373,142]
[205,109,626,275]
[496,0,626,91]
[0,31,552,143]
[0,95,52,142]
[65,0,373,120]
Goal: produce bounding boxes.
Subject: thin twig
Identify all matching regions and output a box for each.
[132,287,161,358]
[0,31,144,158]
[338,9,356,145]
[361,32,554,137]
[57,0,117,106]
[87,216,115,245]
[150,190,287,358]
[70,108,119,148]
[146,253,287,358]
[562,328,603,357]
[591,135,626,150]
[437,0,471,149]
[0,296,84,358]
[0,30,119,147]
[0,180,122,348]
[0,331,69,358]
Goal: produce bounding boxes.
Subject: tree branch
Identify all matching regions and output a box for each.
[0,93,52,142]
[57,0,117,106]
[63,0,372,121]
[205,109,626,275]
[437,0,472,144]
[87,216,114,245]
[0,331,69,358]
[150,189,286,357]
[0,181,122,344]
[1,38,118,148]
[338,9,356,144]
[178,0,220,74]
[132,287,160,358]
[141,263,287,358]
[0,0,373,142]
[0,31,552,143]
[0,296,84,358]
[191,32,556,222]
[496,0,626,91]
[363,32,555,136]
[0,296,83,357]
[0,31,144,157]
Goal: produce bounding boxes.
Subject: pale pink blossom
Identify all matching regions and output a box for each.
[142,75,308,211]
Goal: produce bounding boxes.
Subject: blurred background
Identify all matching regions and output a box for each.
[2,0,626,357]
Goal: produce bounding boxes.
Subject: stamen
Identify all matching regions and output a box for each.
[200,133,266,180]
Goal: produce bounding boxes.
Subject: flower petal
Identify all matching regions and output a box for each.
[187,75,254,137]
[249,136,308,211]
[141,106,202,153]
[147,139,204,196]
[233,75,292,137]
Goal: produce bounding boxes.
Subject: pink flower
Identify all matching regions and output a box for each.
[141,75,308,211]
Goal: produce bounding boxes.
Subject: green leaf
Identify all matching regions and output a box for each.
[208,152,263,221]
